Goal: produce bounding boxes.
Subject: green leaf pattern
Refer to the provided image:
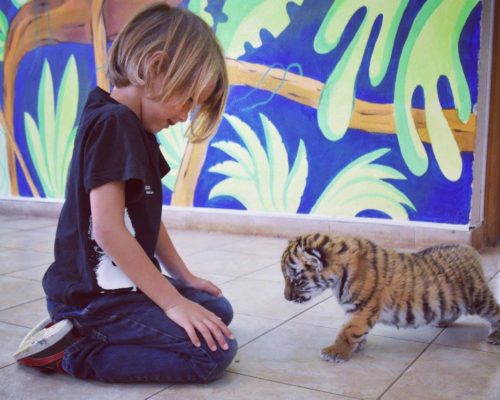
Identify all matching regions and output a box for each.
[315,0,408,141]
[157,121,189,191]
[187,0,214,27]
[0,10,8,62]
[312,148,415,219]
[216,0,303,58]
[12,0,29,8]
[394,0,479,181]
[0,120,10,195]
[24,56,79,198]
[209,113,307,212]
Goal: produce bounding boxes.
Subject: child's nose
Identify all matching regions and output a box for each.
[178,109,189,122]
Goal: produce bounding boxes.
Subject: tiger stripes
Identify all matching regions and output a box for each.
[281,233,500,363]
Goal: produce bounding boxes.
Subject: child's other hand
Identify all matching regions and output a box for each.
[185,275,223,298]
[164,297,234,351]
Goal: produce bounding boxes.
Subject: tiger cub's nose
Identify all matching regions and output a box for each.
[284,285,298,301]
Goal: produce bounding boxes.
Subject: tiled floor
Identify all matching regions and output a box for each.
[1,214,499,400]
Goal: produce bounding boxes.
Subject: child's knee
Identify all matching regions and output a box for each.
[214,296,234,325]
[199,337,238,382]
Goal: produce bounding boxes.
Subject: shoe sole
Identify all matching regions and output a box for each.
[13,318,74,361]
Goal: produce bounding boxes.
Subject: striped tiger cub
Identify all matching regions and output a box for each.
[281,233,500,363]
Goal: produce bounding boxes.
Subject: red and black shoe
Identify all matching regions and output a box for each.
[14,317,78,373]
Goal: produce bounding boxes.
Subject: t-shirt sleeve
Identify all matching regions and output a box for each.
[83,112,147,201]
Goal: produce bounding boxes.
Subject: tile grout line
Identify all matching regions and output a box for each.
[227,371,362,400]
[235,295,334,350]
[143,384,175,400]
[488,269,500,281]
[0,262,51,277]
[0,296,46,313]
[375,327,447,400]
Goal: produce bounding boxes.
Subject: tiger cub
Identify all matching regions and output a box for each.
[281,233,500,363]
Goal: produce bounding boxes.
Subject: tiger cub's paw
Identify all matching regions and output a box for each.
[320,345,350,363]
[487,329,500,345]
[354,337,367,353]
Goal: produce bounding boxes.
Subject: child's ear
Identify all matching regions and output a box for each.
[149,51,169,74]
[304,249,324,272]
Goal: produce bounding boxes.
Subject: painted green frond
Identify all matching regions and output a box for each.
[211,141,255,178]
[24,112,51,195]
[12,0,29,8]
[394,0,479,181]
[315,0,409,141]
[337,195,412,220]
[284,140,308,212]
[330,179,415,210]
[311,149,415,220]
[0,121,11,195]
[323,148,403,195]
[223,114,272,209]
[55,55,78,193]
[216,0,303,58]
[260,113,289,210]
[0,10,8,62]
[209,160,252,181]
[38,60,56,191]
[58,126,77,192]
[24,56,79,198]
[209,113,308,213]
[157,121,188,191]
[208,178,261,210]
[187,0,214,27]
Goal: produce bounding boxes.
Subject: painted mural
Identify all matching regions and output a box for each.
[0,0,482,224]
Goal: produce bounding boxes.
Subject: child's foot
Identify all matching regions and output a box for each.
[14,317,78,373]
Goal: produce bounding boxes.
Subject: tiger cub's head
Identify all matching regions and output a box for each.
[281,233,360,303]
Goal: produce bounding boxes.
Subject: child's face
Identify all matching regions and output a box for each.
[140,83,214,134]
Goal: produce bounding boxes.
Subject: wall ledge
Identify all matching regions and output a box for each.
[0,198,484,250]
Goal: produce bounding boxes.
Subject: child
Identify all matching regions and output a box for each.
[14,3,237,383]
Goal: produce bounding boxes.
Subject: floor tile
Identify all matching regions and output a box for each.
[0,213,499,399]
[381,344,500,400]
[0,215,19,223]
[489,273,500,295]
[169,230,251,255]
[243,262,283,282]
[7,264,49,282]
[0,217,57,231]
[0,276,45,310]
[193,272,236,286]
[0,249,53,275]
[0,226,18,235]
[230,314,283,347]
[434,315,500,353]
[293,296,443,343]
[151,372,351,400]
[231,321,427,400]
[223,236,289,258]
[183,250,277,278]
[1,230,55,253]
[480,247,500,280]
[219,277,331,320]
[0,322,29,368]
[0,299,48,328]
[0,363,168,400]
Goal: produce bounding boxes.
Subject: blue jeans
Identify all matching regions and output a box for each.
[47,277,238,383]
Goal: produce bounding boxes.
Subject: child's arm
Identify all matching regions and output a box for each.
[155,222,222,298]
[90,181,233,351]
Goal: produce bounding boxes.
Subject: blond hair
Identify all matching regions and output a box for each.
[107,3,228,142]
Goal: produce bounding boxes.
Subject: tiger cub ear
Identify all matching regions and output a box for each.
[303,249,324,271]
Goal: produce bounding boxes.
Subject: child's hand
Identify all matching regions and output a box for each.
[164,297,234,351]
[184,275,223,298]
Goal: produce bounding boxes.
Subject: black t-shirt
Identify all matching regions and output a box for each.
[42,87,170,307]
